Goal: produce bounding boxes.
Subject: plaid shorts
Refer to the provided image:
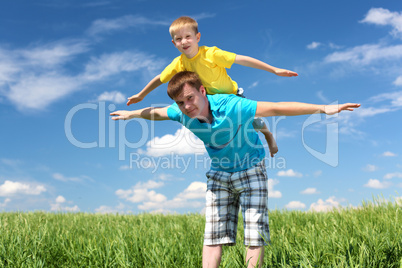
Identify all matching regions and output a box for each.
[204,161,270,246]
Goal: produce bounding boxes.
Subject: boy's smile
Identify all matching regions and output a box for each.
[172,26,201,59]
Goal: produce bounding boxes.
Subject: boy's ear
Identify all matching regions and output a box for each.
[171,39,176,46]
[196,32,201,42]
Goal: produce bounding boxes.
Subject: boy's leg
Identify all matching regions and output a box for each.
[253,118,278,157]
[246,246,264,268]
[202,245,222,268]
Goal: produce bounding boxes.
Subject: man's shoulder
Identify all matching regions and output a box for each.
[208,94,240,108]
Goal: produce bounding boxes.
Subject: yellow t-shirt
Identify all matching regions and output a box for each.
[160,46,238,95]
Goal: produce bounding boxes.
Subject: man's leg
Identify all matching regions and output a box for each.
[203,245,222,268]
[246,246,264,268]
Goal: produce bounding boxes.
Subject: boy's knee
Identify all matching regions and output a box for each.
[252,118,265,131]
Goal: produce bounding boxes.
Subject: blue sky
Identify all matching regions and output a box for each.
[1,0,401,213]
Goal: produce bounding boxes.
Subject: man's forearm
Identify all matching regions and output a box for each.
[256,102,360,117]
[256,102,325,117]
[110,106,169,121]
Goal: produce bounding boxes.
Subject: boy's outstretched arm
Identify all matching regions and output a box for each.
[110,106,170,121]
[234,55,298,77]
[127,74,163,106]
[255,102,360,117]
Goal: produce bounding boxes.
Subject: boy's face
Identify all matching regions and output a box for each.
[171,26,201,59]
[173,83,210,120]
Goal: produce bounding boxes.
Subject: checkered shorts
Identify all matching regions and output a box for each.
[204,161,270,246]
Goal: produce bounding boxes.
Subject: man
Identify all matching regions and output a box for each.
[111,71,360,268]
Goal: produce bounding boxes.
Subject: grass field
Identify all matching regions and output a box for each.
[0,198,401,267]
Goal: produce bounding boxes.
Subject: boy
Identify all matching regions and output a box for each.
[127,16,298,157]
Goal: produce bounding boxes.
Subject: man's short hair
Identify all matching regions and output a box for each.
[169,16,198,38]
[167,71,203,99]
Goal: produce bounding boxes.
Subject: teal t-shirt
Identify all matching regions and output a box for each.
[167,94,265,172]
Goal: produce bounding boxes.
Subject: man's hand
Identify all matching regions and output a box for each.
[324,103,361,115]
[127,94,144,106]
[110,110,134,121]
[274,68,298,77]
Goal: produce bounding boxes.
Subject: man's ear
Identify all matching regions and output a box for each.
[199,85,206,96]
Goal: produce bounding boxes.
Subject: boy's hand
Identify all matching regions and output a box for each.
[127,94,144,106]
[274,69,298,77]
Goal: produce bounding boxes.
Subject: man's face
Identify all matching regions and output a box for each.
[172,26,200,59]
[173,83,209,120]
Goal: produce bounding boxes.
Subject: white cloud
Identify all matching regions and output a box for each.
[0,198,11,207]
[82,51,164,81]
[324,44,402,65]
[363,164,378,172]
[383,172,402,180]
[354,106,394,117]
[307,42,321,50]
[86,15,171,36]
[0,180,46,197]
[364,179,391,189]
[139,126,206,157]
[50,195,80,212]
[316,91,329,103]
[176,182,207,200]
[116,180,166,203]
[248,81,259,89]
[0,39,165,111]
[285,201,306,209]
[360,8,402,37]
[277,169,303,177]
[268,179,282,198]
[8,73,81,111]
[96,91,126,103]
[51,204,80,212]
[86,13,215,36]
[116,180,207,212]
[52,173,93,183]
[301,188,319,195]
[313,170,322,177]
[369,90,402,108]
[382,151,397,157]
[309,196,341,212]
[55,195,66,203]
[95,203,126,214]
[394,76,402,86]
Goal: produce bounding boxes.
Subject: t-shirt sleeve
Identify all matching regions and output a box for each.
[167,103,182,122]
[208,46,237,69]
[228,95,257,124]
[160,57,184,84]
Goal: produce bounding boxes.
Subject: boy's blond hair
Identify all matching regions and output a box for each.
[169,16,198,38]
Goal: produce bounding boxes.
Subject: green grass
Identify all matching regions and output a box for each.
[0,198,401,267]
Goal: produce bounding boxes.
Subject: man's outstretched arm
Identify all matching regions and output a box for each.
[110,106,170,121]
[255,102,360,117]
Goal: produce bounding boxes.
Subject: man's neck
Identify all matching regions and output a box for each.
[197,102,213,124]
